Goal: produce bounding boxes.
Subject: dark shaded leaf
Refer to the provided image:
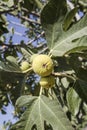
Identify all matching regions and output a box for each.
[41,0,67,25]
[23,0,34,12]
[0,21,8,35]
[77,67,87,82]
[74,79,87,102]
[63,7,78,31]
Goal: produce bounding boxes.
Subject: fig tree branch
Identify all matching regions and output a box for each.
[52,72,76,80]
[27,31,45,45]
[18,15,41,25]
[8,12,41,25]
[0,6,17,14]
[0,31,45,48]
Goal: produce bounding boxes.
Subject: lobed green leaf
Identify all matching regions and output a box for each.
[11,95,74,130]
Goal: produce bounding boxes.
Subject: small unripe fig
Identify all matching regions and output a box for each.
[30,54,39,63]
[40,75,55,88]
[32,54,53,76]
[20,61,30,71]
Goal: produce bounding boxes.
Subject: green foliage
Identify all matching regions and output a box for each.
[0,56,21,72]
[75,79,87,102]
[11,95,74,130]
[41,1,87,56]
[1,0,14,7]
[62,7,78,31]
[0,0,87,130]
[66,87,81,116]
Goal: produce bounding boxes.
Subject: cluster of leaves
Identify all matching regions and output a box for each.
[0,0,45,115]
[72,0,87,14]
[0,0,87,130]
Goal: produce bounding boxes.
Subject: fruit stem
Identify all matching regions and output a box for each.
[48,52,52,57]
[22,67,33,74]
[48,90,54,99]
[39,87,43,96]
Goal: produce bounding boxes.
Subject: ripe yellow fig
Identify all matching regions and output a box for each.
[32,54,53,76]
[20,61,30,71]
[40,75,55,88]
[30,54,39,63]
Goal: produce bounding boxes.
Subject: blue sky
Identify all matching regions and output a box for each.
[0,12,41,129]
[5,14,29,44]
[0,103,18,129]
[0,14,28,129]
[5,14,43,47]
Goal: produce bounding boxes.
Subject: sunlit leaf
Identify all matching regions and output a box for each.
[61,77,70,88]
[0,56,21,72]
[66,87,81,116]
[41,0,87,56]
[3,0,14,7]
[16,95,37,108]
[21,48,32,62]
[11,95,74,130]
[79,0,87,6]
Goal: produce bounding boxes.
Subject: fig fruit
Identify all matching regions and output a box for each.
[30,54,39,63]
[20,61,30,71]
[40,75,55,88]
[32,54,53,76]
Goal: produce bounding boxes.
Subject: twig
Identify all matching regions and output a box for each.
[0,41,20,48]
[27,31,45,45]
[0,31,45,48]
[21,7,30,13]
[52,72,76,80]
[22,8,40,17]
[39,87,43,96]
[31,11,40,17]
[0,6,17,14]
[9,20,25,27]
[14,31,25,36]
[36,43,46,48]
[8,12,41,25]
[22,67,32,74]
[39,47,48,54]
[18,15,41,25]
